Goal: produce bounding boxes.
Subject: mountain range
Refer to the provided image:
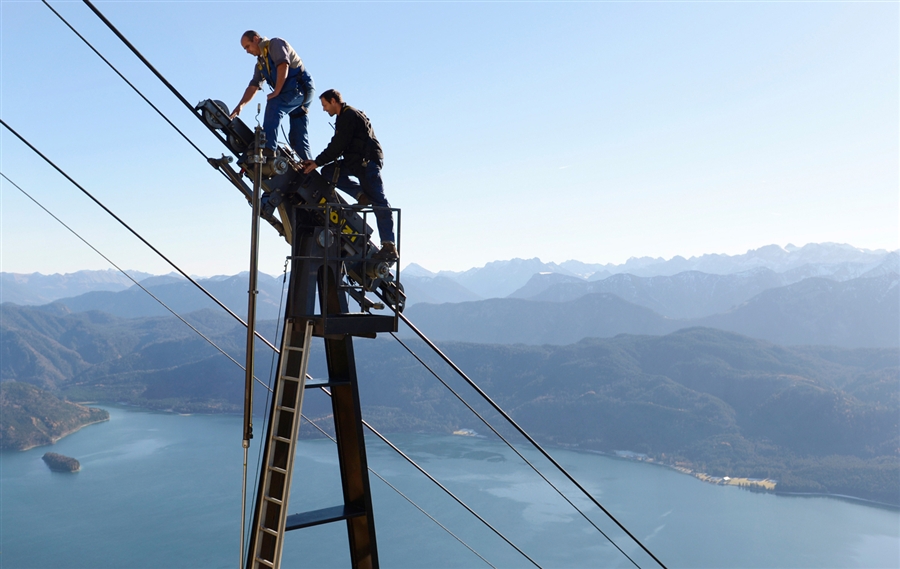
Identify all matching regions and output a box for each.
[2,301,897,504]
[405,272,899,349]
[404,243,896,299]
[5,243,894,308]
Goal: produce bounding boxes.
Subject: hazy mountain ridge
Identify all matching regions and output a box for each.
[1,269,153,305]
[3,273,288,321]
[698,273,900,348]
[4,244,893,310]
[406,243,894,299]
[3,306,895,503]
[512,267,790,318]
[405,272,899,349]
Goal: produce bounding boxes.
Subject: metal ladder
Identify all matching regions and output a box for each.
[248,318,313,569]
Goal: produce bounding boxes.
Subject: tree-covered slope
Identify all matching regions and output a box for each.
[0,381,109,450]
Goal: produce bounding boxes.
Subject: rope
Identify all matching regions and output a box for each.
[0,119,279,356]
[301,415,497,569]
[319,387,543,569]
[389,332,641,567]
[0,172,272,394]
[42,0,208,160]
[392,311,668,569]
[79,0,233,150]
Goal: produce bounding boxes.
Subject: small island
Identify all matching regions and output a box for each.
[42,452,80,472]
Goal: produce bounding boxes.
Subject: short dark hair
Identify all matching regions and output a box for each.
[320,89,343,104]
[241,30,260,41]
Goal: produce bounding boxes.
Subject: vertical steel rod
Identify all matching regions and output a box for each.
[244,125,264,445]
[241,126,264,566]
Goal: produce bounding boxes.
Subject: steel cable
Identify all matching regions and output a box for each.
[319,387,543,568]
[42,0,208,160]
[0,119,279,356]
[0,171,272,394]
[79,0,233,150]
[391,310,669,569]
[389,332,642,568]
[300,415,497,569]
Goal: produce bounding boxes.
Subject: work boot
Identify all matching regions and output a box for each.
[356,193,372,207]
[373,241,398,262]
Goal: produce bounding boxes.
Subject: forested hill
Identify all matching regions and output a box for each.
[2,301,897,504]
[0,381,109,450]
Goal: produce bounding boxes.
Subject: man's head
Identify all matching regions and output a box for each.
[319,89,344,117]
[240,31,262,56]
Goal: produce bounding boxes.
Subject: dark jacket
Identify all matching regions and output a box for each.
[315,104,383,171]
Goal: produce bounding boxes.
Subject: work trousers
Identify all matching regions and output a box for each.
[321,161,395,244]
[262,72,314,159]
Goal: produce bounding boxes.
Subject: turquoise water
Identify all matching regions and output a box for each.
[1,406,898,569]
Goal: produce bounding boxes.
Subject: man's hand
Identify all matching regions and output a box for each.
[301,160,318,175]
[232,86,259,119]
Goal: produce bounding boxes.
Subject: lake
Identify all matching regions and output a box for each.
[1,405,898,569]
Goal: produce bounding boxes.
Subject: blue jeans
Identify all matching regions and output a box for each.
[321,161,394,244]
[262,72,314,159]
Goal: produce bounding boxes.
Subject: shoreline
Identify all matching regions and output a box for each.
[774,491,900,511]
[587,448,900,510]
[16,416,110,452]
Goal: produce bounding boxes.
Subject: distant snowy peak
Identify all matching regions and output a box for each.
[401,263,437,278]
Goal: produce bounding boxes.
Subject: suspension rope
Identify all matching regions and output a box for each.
[389,333,642,568]
[300,415,497,569]
[0,171,272,395]
[393,311,668,569]
[0,119,279,356]
[42,0,208,160]
[79,0,232,150]
[319,387,543,569]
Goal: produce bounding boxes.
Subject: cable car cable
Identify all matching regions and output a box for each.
[79,0,233,151]
[389,332,642,568]
[0,119,280,356]
[300,415,498,569]
[391,311,669,569]
[0,171,273,394]
[41,0,208,160]
[319,387,544,569]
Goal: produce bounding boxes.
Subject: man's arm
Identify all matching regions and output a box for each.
[231,85,260,119]
[301,112,357,174]
[267,63,289,100]
[315,111,357,165]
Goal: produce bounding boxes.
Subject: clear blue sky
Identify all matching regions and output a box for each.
[1,1,897,276]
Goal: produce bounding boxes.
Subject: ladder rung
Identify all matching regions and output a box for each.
[264,495,283,506]
[255,556,276,568]
[260,526,280,537]
[285,505,366,531]
[268,465,287,475]
[275,404,294,412]
[304,378,350,389]
[272,435,291,444]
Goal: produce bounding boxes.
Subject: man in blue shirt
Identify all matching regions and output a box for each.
[230,31,314,159]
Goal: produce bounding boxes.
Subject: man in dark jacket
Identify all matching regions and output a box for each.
[302,89,397,261]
